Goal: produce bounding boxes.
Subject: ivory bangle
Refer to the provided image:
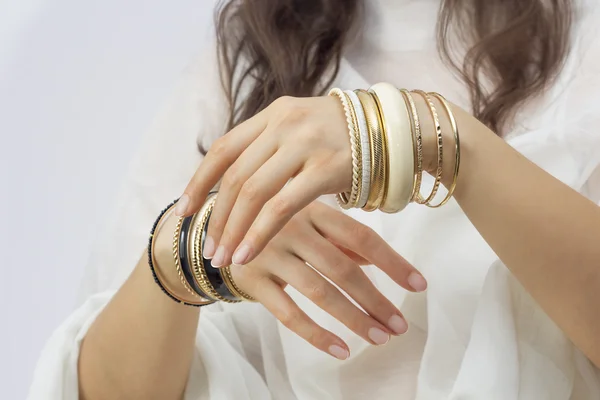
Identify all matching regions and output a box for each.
[369,83,415,213]
[345,90,371,209]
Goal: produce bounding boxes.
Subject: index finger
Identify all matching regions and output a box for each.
[175,111,269,216]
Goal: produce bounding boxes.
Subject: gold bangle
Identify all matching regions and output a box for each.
[355,89,386,211]
[427,92,460,207]
[413,90,443,207]
[344,91,364,206]
[152,205,213,307]
[173,216,202,299]
[329,88,361,209]
[370,83,414,213]
[189,196,233,302]
[400,89,424,204]
[221,266,256,302]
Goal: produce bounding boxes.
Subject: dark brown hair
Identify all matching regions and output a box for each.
[215,0,572,136]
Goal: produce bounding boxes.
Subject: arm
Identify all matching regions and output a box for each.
[417,95,600,366]
[79,213,201,400]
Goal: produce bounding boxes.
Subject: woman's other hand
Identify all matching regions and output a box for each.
[230,201,427,359]
[178,96,352,267]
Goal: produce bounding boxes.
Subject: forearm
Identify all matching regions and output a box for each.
[417,96,600,365]
[78,213,201,400]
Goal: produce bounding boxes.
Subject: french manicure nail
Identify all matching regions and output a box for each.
[407,272,428,292]
[232,243,251,265]
[368,327,390,345]
[328,345,349,360]
[203,236,215,259]
[388,315,408,335]
[174,194,189,216]
[212,245,225,267]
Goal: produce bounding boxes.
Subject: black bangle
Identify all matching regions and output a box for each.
[179,215,213,301]
[201,209,239,301]
[148,199,206,308]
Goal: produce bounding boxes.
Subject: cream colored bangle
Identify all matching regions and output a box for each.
[329,88,361,209]
[369,83,415,213]
[345,90,371,209]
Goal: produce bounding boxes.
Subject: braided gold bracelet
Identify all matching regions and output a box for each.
[413,90,443,207]
[329,88,361,209]
[400,89,424,204]
[173,216,202,299]
[221,266,256,302]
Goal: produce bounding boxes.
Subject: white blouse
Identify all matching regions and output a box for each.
[28,0,600,399]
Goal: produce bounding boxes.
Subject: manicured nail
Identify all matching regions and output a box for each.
[388,315,408,335]
[407,272,427,292]
[368,327,390,345]
[232,243,252,265]
[328,345,349,360]
[203,236,215,259]
[211,245,225,267]
[174,194,189,216]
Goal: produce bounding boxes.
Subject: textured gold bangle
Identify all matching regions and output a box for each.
[173,216,201,299]
[221,266,256,302]
[367,89,390,209]
[355,89,385,211]
[413,90,443,207]
[344,91,364,206]
[400,89,424,204]
[427,92,460,208]
[329,88,361,209]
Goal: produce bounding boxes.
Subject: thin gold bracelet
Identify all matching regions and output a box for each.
[343,91,364,206]
[413,90,443,207]
[191,196,240,303]
[355,89,386,211]
[400,89,424,204]
[329,88,361,209]
[173,216,202,299]
[427,92,460,207]
[221,266,256,302]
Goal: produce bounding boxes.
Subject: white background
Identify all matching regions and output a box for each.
[0,1,213,398]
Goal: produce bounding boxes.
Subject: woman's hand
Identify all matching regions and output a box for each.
[230,201,427,359]
[177,95,352,267]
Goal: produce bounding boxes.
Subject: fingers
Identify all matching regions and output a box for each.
[231,170,328,266]
[275,254,393,346]
[176,111,269,217]
[309,202,428,292]
[293,232,409,336]
[209,147,304,266]
[249,274,350,360]
[204,134,280,262]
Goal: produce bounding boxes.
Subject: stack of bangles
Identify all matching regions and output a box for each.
[148,192,256,307]
[329,83,460,212]
[149,83,459,306]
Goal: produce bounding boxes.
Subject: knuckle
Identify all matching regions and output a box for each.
[269,197,292,219]
[279,308,304,329]
[239,179,259,202]
[306,282,328,302]
[349,223,376,247]
[209,137,229,158]
[222,167,242,189]
[273,95,296,111]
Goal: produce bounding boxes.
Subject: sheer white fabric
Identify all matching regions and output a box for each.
[28,0,600,399]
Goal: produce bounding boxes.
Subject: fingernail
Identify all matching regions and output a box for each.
[232,243,252,265]
[328,345,349,360]
[388,315,408,335]
[212,245,225,267]
[408,272,427,292]
[368,327,390,345]
[203,236,215,259]
[174,194,189,216]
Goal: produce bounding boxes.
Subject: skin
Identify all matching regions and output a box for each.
[179,93,600,368]
[79,202,424,399]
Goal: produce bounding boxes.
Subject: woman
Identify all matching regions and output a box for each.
[29,0,600,398]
